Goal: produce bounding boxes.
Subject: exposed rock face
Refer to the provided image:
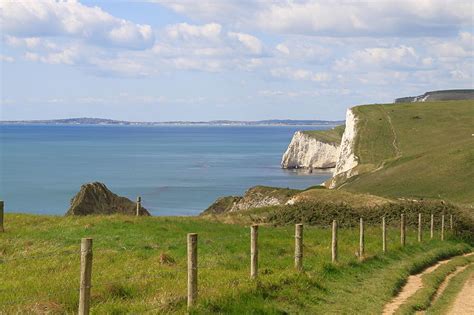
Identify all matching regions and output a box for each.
[66,182,150,216]
[329,108,359,188]
[201,186,298,215]
[281,131,340,169]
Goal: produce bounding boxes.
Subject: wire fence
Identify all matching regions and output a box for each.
[0,213,457,313]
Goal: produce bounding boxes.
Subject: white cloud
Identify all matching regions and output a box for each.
[271,67,330,82]
[156,0,473,37]
[274,39,331,63]
[1,54,15,62]
[0,0,154,49]
[334,46,426,71]
[228,32,263,55]
[276,43,290,55]
[165,23,222,41]
[152,23,267,72]
[432,32,474,58]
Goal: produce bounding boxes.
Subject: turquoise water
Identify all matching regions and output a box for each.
[0,125,333,215]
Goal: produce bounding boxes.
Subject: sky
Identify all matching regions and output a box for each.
[1,0,473,121]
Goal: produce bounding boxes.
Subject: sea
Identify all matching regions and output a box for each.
[0,124,334,216]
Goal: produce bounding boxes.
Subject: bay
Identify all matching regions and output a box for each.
[0,124,334,215]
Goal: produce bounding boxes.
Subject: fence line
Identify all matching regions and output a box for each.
[400,213,406,246]
[382,216,387,253]
[418,213,422,242]
[332,220,338,263]
[359,218,364,260]
[0,213,454,312]
[79,238,93,315]
[0,200,4,233]
[441,214,445,241]
[187,233,198,309]
[294,224,303,271]
[431,214,434,239]
[250,225,258,279]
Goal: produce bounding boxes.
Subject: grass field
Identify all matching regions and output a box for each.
[335,100,474,205]
[1,214,471,314]
[302,125,345,144]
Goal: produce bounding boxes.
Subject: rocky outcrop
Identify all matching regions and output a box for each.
[66,182,150,216]
[281,131,340,169]
[201,186,298,215]
[329,108,359,188]
[201,196,242,215]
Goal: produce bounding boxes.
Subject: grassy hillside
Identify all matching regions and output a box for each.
[0,214,471,314]
[336,100,474,205]
[302,125,345,144]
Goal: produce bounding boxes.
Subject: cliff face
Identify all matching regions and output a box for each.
[281,131,340,169]
[329,108,359,188]
[66,182,150,216]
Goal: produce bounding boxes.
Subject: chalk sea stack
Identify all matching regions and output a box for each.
[66,182,150,216]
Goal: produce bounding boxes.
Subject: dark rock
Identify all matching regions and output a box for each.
[66,182,150,216]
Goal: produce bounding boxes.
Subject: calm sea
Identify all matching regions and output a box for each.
[0,124,334,215]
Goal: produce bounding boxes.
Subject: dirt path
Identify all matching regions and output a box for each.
[380,106,401,158]
[432,263,471,302]
[383,253,473,315]
[447,270,474,315]
[382,260,450,315]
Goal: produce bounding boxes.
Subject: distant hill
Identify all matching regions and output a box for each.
[0,117,344,126]
[394,89,474,103]
[330,100,474,205]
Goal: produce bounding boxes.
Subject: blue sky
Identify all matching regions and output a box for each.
[1,0,473,121]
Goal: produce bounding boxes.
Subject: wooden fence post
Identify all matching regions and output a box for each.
[187,233,198,309]
[359,218,364,260]
[400,214,406,247]
[450,215,453,231]
[418,213,422,242]
[136,196,141,216]
[295,224,303,271]
[79,238,93,315]
[441,215,445,241]
[250,225,258,279]
[332,220,338,263]
[430,214,434,239]
[382,216,386,253]
[0,200,4,233]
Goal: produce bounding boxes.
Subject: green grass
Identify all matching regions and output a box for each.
[336,100,474,205]
[302,125,345,144]
[0,214,471,314]
[427,263,474,314]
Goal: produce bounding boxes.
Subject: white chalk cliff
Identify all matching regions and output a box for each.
[281,131,340,169]
[329,108,359,187]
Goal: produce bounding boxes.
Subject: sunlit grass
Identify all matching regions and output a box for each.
[0,214,471,313]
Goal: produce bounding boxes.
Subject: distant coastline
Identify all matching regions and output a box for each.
[0,117,345,126]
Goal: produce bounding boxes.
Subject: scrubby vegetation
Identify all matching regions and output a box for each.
[207,198,474,244]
